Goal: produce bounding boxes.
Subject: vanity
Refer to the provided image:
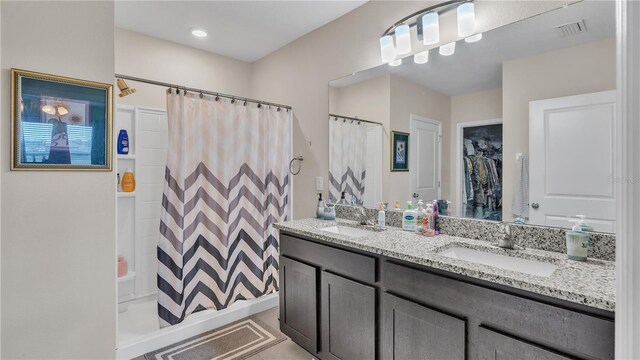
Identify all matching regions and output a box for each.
[274,218,615,360]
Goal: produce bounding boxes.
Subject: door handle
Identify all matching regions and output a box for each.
[413,193,419,199]
[531,202,540,209]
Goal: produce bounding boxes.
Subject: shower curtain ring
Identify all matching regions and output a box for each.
[215,94,220,101]
[257,103,262,108]
[277,107,281,112]
[199,91,204,99]
[243,99,247,106]
[231,97,235,104]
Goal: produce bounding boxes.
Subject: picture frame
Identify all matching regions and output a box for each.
[391,131,409,172]
[11,68,113,171]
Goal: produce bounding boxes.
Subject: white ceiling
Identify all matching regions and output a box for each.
[330,0,615,96]
[115,1,367,63]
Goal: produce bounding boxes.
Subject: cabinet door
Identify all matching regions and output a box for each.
[321,271,375,360]
[478,327,573,360]
[279,256,318,354]
[381,293,465,360]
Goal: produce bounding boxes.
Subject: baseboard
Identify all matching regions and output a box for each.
[116,293,279,359]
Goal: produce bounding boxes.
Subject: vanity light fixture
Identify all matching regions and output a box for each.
[389,58,402,67]
[378,0,478,63]
[439,42,456,56]
[457,2,476,37]
[465,33,483,43]
[379,35,396,63]
[395,24,412,54]
[191,28,208,38]
[414,50,429,64]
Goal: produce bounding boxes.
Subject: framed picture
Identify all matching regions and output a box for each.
[391,131,409,172]
[11,68,113,170]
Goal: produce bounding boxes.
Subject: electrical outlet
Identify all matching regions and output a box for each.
[316,176,323,191]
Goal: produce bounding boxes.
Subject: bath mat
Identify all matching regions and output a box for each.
[144,316,286,360]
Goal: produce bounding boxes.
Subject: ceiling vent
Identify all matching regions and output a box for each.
[554,19,587,38]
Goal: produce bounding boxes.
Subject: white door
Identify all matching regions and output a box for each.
[363,124,383,208]
[529,90,616,232]
[410,115,441,202]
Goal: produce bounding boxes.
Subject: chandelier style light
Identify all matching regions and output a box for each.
[378,0,482,66]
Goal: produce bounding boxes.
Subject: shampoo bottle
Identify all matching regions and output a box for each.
[415,200,425,233]
[402,201,416,231]
[566,216,590,261]
[117,129,129,155]
[121,169,135,192]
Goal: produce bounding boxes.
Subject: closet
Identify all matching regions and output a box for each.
[461,124,503,221]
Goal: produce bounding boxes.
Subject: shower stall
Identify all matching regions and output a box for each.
[114,79,292,358]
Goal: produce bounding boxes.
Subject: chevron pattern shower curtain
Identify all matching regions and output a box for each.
[158,91,290,327]
[329,118,367,204]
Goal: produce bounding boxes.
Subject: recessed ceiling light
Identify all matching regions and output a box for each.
[191,29,207,38]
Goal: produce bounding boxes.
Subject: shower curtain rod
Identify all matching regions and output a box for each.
[115,74,292,110]
[329,113,382,126]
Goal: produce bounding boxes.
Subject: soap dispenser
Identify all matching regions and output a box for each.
[402,201,416,231]
[566,216,590,261]
[317,193,325,219]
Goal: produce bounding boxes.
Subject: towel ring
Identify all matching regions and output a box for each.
[289,156,304,175]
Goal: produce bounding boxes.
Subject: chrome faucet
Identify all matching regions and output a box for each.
[356,206,374,226]
[494,224,516,249]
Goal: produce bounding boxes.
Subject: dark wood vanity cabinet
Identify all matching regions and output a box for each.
[279,231,615,360]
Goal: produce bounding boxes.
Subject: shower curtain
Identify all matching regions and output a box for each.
[329,118,367,204]
[158,90,290,327]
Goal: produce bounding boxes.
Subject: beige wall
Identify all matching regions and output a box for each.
[502,37,616,221]
[329,75,390,125]
[1,1,116,358]
[450,88,503,214]
[250,0,566,218]
[389,75,451,203]
[115,28,252,110]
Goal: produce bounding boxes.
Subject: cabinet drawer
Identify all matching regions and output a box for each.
[281,233,376,283]
[382,293,465,360]
[383,261,614,360]
[478,327,573,360]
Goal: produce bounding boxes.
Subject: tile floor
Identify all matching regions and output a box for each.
[132,306,315,360]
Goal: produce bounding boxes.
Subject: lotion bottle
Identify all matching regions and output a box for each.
[378,203,386,230]
[402,201,416,231]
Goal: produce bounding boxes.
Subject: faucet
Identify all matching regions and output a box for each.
[356,206,372,225]
[494,224,516,249]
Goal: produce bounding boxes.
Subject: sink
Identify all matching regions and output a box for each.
[438,247,557,277]
[319,225,374,238]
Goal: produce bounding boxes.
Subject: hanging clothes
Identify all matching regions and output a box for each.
[462,136,502,221]
[328,118,367,205]
[158,91,290,327]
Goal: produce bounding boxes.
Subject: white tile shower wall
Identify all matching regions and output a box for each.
[136,108,169,297]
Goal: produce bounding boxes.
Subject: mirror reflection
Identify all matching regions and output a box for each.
[328,0,615,232]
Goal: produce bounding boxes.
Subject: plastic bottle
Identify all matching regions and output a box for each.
[117,129,129,155]
[415,200,425,233]
[394,200,400,210]
[378,203,386,230]
[423,204,435,236]
[432,200,439,235]
[121,169,135,192]
[566,216,590,261]
[317,193,325,219]
[402,201,416,231]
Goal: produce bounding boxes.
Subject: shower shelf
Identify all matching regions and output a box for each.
[118,271,136,282]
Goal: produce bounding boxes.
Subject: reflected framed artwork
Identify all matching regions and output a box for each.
[391,131,409,172]
[11,68,113,170]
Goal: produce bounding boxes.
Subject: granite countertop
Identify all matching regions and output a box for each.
[274,218,615,312]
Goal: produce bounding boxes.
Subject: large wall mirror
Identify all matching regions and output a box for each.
[328,0,615,233]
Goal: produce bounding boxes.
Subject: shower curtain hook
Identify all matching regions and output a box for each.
[231,97,235,104]
[215,93,220,101]
[277,107,281,112]
[257,102,262,108]
[243,99,247,106]
[199,91,204,99]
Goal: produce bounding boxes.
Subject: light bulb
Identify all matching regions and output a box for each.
[389,58,402,67]
[439,42,456,56]
[457,2,476,37]
[379,35,396,63]
[422,12,439,45]
[414,50,429,64]
[395,24,411,55]
[465,33,482,43]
